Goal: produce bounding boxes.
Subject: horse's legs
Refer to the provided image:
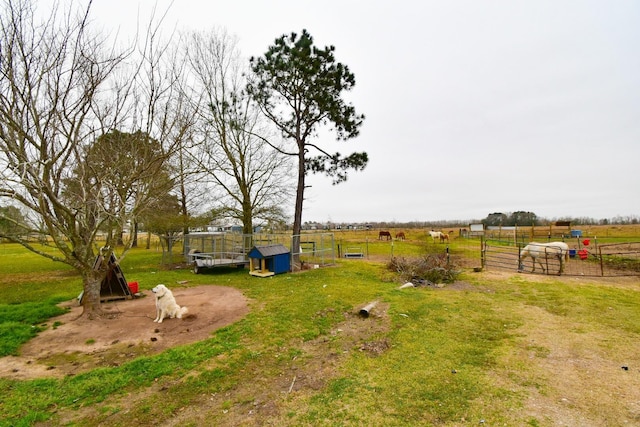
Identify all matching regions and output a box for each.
[527,255,535,272]
[519,253,531,271]
[557,255,564,275]
[540,259,546,272]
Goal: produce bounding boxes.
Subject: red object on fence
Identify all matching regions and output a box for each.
[128,281,139,293]
[582,239,590,246]
[578,250,588,260]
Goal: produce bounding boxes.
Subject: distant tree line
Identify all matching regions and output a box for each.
[482,212,539,227]
[481,212,640,227]
[303,212,640,230]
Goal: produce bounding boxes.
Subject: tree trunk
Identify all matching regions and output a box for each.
[165,235,173,266]
[178,144,190,239]
[132,221,138,247]
[242,197,253,235]
[80,269,105,319]
[291,148,306,268]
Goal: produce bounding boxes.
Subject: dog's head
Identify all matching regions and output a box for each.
[151,284,168,298]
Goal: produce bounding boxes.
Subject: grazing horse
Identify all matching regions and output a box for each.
[395,232,406,240]
[439,233,449,243]
[379,230,392,241]
[429,230,442,243]
[519,242,569,275]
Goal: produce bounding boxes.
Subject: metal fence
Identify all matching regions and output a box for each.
[291,233,336,269]
[183,232,336,272]
[481,238,640,277]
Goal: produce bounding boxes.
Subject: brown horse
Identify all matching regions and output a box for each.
[439,233,449,243]
[378,231,392,240]
[395,232,406,240]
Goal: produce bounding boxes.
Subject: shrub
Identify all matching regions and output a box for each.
[387,253,461,285]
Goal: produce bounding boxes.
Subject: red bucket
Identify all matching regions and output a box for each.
[128,281,139,293]
[578,250,588,260]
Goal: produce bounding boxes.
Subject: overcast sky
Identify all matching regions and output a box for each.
[91,0,640,223]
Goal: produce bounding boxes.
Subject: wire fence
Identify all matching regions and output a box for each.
[481,238,640,277]
[179,230,640,277]
[182,232,336,272]
[291,233,336,269]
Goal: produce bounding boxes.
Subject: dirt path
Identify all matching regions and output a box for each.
[0,285,249,380]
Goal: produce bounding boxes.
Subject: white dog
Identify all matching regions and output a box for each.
[152,284,188,323]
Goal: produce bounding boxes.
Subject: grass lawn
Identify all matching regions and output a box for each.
[1,236,640,426]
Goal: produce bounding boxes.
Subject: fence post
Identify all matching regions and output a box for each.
[366,238,369,259]
[517,242,521,270]
[599,245,604,277]
[480,236,485,269]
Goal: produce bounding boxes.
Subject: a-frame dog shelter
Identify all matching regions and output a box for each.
[79,252,135,303]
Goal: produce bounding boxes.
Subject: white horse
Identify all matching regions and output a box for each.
[429,230,443,243]
[519,242,570,275]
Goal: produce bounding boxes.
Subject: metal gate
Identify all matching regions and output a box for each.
[482,238,640,277]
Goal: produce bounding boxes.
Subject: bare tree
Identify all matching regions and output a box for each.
[129,22,209,243]
[185,29,293,234]
[164,39,210,238]
[0,0,174,318]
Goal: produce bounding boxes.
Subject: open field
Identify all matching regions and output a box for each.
[1,229,640,426]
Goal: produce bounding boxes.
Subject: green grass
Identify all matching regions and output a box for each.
[1,239,640,426]
[288,288,519,426]
[0,301,69,356]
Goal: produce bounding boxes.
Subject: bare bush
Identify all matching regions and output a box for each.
[388,254,461,285]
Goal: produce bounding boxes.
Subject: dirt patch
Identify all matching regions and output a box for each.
[493,304,640,426]
[0,285,249,380]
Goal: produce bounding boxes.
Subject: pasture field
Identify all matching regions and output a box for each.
[1,228,640,426]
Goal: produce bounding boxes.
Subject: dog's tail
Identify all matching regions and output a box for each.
[177,306,188,319]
